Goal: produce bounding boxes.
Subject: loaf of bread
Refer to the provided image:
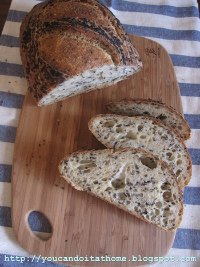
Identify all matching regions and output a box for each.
[59,148,183,230]
[89,114,192,188]
[20,0,142,106]
[107,99,190,140]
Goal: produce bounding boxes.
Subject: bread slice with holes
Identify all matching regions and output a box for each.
[89,114,192,189]
[59,148,183,230]
[107,99,190,140]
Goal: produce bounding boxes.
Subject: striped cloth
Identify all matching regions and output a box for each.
[0,0,200,266]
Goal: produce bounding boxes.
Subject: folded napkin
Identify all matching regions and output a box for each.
[0,0,200,266]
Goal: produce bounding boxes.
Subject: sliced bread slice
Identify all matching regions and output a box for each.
[59,148,183,230]
[107,99,190,140]
[89,114,192,188]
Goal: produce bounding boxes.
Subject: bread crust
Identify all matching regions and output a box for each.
[20,0,142,104]
[107,98,191,140]
[88,114,192,188]
[59,148,183,231]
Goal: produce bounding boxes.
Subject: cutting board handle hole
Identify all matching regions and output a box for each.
[27,211,52,241]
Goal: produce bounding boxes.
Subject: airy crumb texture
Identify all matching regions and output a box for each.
[59,148,183,230]
[89,114,192,189]
[107,99,191,140]
[20,0,142,106]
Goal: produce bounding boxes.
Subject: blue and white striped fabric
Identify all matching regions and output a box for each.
[0,0,200,266]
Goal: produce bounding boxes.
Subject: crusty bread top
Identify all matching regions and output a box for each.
[107,98,191,140]
[20,0,142,103]
[88,114,192,189]
[59,148,183,231]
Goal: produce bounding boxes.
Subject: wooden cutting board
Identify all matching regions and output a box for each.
[12,35,182,267]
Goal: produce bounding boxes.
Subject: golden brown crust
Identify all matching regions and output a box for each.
[20,0,142,104]
[59,148,183,231]
[38,33,114,75]
[107,98,191,140]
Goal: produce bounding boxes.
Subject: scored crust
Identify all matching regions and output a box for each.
[20,0,142,105]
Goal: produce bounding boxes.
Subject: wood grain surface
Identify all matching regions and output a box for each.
[12,35,181,267]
